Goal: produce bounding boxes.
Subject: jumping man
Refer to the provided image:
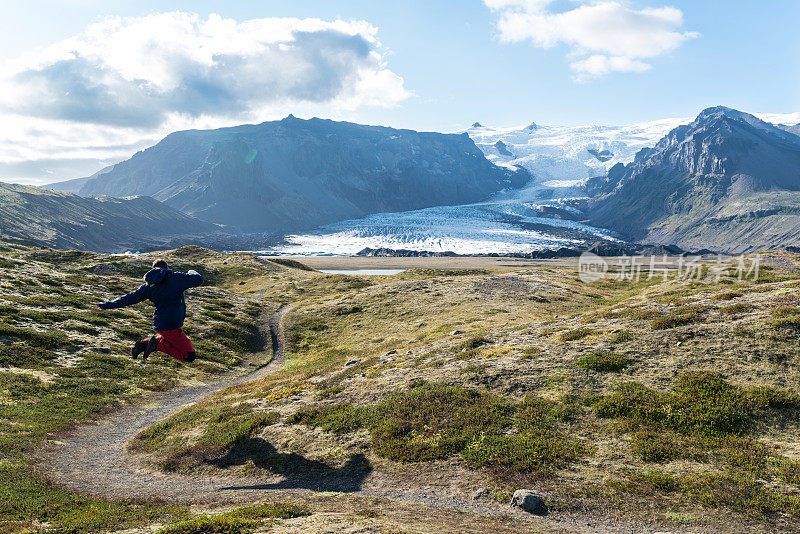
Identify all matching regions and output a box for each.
[96,259,203,362]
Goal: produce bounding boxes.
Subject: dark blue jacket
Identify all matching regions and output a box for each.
[99,268,203,331]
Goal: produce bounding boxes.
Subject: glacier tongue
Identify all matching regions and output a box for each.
[269,184,617,256]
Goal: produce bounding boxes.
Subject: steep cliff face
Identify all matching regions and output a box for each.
[0,183,219,252]
[587,107,800,252]
[52,116,530,232]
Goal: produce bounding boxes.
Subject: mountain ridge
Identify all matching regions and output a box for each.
[586,106,800,252]
[0,182,220,252]
[51,116,531,233]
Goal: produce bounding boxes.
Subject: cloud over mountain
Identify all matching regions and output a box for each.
[484,0,698,80]
[0,12,408,127]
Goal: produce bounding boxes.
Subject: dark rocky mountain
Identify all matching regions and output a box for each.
[494,140,513,156]
[0,182,220,252]
[587,148,613,162]
[586,106,800,253]
[52,116,530,233]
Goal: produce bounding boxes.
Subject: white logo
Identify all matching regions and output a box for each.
[578,251,608,283]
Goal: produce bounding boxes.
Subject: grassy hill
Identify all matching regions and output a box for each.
[5,239,800,532]
[0,182,219,252]
[135,254,800,532]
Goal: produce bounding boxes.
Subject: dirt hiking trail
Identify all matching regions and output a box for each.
[35,304,628,533]
[36,305,290,501]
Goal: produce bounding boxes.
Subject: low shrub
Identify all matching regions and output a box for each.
[290,383,588,474]
[630,430,691,463]
[559,328,593,342]
[650,313,701,330]
[287,404,367,434]
[712,291,742,301]
[595,372,798,440]
[771,315,800,330]
[610,330,633,343]
[369,383,514,462]
[0,323,71,348]
[576,351,630,372]
[720,303,753,314]
[156,515,257,534]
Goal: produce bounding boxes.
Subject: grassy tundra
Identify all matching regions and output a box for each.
[4,237,800,533]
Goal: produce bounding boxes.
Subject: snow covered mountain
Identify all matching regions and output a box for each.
[466,112,800,189]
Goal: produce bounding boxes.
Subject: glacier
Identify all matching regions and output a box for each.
[267,112,800,256]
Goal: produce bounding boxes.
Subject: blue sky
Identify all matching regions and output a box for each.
[1,0,798,183]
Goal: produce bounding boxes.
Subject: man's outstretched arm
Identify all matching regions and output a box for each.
[97,283,149,309]
[173,269,204,290]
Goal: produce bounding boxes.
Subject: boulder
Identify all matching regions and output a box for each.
[511,490,547,515]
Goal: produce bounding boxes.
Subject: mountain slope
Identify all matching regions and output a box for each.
[52,116,530,233]
[0,182,219,251]
[586,106,800,252]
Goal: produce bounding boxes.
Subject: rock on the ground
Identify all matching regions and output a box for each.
[511,489,547,515]
[473,488,487,500]
[451,330,465,335]
[345,358,361,366]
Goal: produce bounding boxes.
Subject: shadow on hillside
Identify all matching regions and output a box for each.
[213,437,372,493]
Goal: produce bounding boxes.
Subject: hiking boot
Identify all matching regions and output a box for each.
[142,336,159,361]
[130,339,147,359]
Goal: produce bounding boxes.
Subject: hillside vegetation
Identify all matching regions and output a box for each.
[5,239,800,532]
[0,239,300,533]
[133,252,800,532]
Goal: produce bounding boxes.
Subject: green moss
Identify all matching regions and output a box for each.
[287,403,367,434]
[745,386,800,410]
[0,323,71,348]
[194,409,279,455]
[576,351,630,372]
[720,303,753,314]
[650,313,702,330]
[559,328,594,342]
[771,314,800,330]
[0,463,189,532]
[610,330,633,343]
[461,429,586,472]
[595,372,800,443]
[0,345,57,368]
[711,291,742,301]
[625,469,800,516]
[156,515,257,534]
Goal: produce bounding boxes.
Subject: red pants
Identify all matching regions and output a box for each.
[143,328,196,362]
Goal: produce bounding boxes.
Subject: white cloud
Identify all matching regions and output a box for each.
[0,12,409,126]
[0,12,410,183]
[485,0,698,80]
